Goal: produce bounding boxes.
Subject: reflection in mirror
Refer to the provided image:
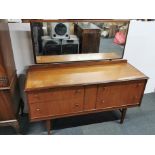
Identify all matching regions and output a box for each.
[30,20,130,63]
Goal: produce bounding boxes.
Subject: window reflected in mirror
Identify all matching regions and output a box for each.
[30,20,130,63]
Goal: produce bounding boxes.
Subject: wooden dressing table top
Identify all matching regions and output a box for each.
[25,60,148,91]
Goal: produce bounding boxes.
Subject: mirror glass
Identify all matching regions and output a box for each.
[30,20,130,63]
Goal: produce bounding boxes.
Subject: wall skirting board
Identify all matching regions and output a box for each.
[8,21,155,95]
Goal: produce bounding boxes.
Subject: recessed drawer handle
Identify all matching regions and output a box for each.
[34,95,41,100]
[75,90,81,93]
[75,104,79,107]
[136,83,142,87]
[132,96,138,100]
[102,87,106,90]
[36,108,40,111]
[102,100,105,103]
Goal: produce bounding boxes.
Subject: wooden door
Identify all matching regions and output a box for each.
[0,23,16,84]
[82,30,101,53]
[96,81,146,109]
[0,90,15,121]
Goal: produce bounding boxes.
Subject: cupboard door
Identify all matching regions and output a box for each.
[84,85,97,111]
[0,90,15,121]
[96,81,145,109]
[82,31,101,53]
[130,82,146,103]
[96,84,124,109]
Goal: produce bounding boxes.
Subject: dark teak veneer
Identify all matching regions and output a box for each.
[25,57,148,134]
[74,23,101,53]
[0,22,20,133]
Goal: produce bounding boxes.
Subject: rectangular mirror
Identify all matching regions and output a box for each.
[30,20,130,63]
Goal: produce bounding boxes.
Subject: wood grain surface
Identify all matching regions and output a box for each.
[25,60,148,91]
[36,53,121,64]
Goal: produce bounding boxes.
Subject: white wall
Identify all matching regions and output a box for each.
[9,21,155,94]
[124,20,155,93]
[9,23,34,74]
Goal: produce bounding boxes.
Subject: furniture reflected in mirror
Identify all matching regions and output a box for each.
[30,20,130,64]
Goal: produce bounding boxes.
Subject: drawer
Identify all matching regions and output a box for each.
[29,96,84,120]
[27,86,84,103]
[96,81,145,109]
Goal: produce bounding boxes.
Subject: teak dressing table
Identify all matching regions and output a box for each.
[25,54,148,134]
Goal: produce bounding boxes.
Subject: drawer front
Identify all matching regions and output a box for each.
[27,86,84,103]
[96,81,145,109]
[28,87,84,120]
[29,97,84,120]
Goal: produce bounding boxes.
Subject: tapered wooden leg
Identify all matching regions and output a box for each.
[46,120,51,135]
[120,108,127,124]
